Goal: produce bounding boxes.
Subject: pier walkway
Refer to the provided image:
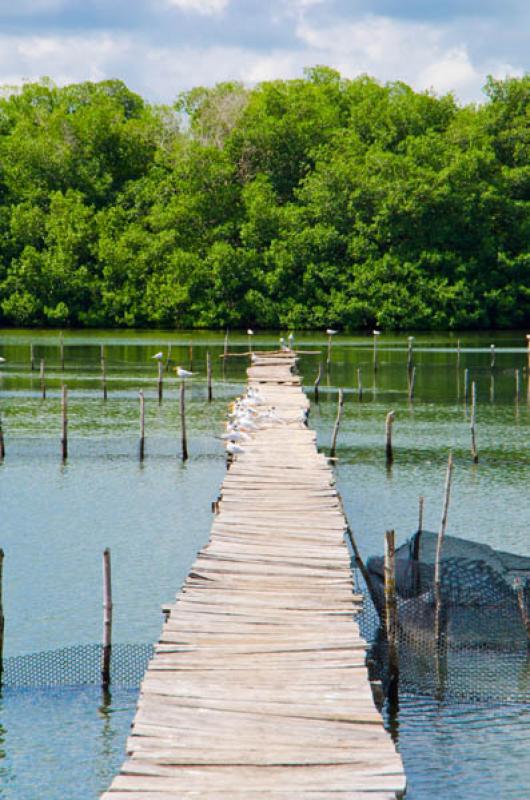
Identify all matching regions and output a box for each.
[102,352,405,799]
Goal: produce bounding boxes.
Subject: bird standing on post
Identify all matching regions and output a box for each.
[175,366,194,379]
[247,329,254,352]
[373,329,381,371]
[326,329,337,368]
[151,352,164,361]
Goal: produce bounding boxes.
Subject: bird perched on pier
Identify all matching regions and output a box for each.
[174,366,194,378]
[151,352,164,360]
[226,442,245,456]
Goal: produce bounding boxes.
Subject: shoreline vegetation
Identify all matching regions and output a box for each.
[0,69,529,331]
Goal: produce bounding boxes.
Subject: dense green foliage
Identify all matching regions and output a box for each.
[1,70,530,329]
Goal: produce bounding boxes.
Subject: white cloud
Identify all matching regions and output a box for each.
[165,0,229,14]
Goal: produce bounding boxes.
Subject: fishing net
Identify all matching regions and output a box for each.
[2,643,153,688]
[359,532,530,704]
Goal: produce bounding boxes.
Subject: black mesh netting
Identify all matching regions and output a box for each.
[358,531,530,704]
[2,643,154,688]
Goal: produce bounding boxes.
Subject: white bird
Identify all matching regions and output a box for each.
[226,442,245,456]
[247,329,254,336]
[0,357,5,363]
[221,430,250,442]
[373,330,381,336]
[288,333,294,346]
[326,329,338,336]
[151,352,164,360]
[174,366,194,378]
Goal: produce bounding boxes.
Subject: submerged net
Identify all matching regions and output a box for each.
[2,643,153,688]
[360,532,530,704]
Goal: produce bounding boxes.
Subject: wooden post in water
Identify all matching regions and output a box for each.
[456,339,461,368]
[139,390,145,461]
[101,548,112,690]
[326,335,333,369]
[40,359,46,399]
[526,334,530,371]
[357,367,363,401]
[516,368,521,402]
[180,381,188,462]
[30,343,35,371]
[470,381,478,463]
[101,345,108,401]
[490,344,495,370]
[59,332,64,371]
[385,411,395,465]
[207,351,212,402]
[39,358,46,400]
[157,360,163,404]
[0,414,5,462]
[418,495,424,534]
[224,330,229,358]
[0,549,4,683]
[434,453,454,646]
[61,384,68,461]
[314,362,322,402]
[373,331,380,372]
[329,389,344,459]
[464,368,469,405]
[188,341,193,372]
[408,367,416,402]
[384,529,399,694]
[166,343,172,373]
[407,336,414,374]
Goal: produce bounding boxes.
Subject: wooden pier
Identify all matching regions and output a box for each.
[102,352,405,799]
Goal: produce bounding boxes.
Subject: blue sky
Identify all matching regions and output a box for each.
[0,0,526,103]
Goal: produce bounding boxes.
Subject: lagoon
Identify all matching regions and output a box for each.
[1,328,530,798]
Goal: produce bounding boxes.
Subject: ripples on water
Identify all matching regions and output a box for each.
[1,329,530,798]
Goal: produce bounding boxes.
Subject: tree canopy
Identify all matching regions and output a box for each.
[1,70,530,329]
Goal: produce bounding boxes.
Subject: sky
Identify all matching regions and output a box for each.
[0,0,526,104]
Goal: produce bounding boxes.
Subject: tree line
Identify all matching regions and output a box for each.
[0,69,529,330]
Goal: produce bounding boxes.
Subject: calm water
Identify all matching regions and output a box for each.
[1,328,530,798]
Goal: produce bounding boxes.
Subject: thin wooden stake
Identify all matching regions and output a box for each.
[61,384,68,461]
[373,333,379,372]
[40,358,46,400]
[60,332,64,371]
[30,343,35,371]
[166,343,172,373]
[516,368,521,402]
[470,381,478,463]
[418,495,424,534]
[408,366,416,401]
[180,381,188,462]
[326,335,333,369]
[188,341,193,372]
[101,347,108,401]
[329,388,344,458]
[434,453,454,645]
[464,368,469,405]
[224,330,229,358]
[157,359,163,404]
[456,339,461,367]
[0,549,3,683]
[207,351,212,402]
[139,390,145,461]
[101,548,112,689]
[407,337,414,373]
[357,367,363,401]
[385,410,395,465]
[490,344,495,370]
[0,414,4,462]
[384,529,399,692]
[314,362,322,402]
